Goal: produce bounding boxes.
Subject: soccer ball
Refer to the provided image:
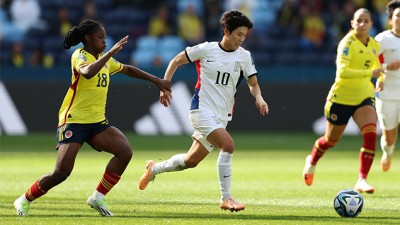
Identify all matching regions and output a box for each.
[333,188,364,217]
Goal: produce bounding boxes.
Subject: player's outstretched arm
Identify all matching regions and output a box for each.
[79,35,129,79]
[160,51,190,107]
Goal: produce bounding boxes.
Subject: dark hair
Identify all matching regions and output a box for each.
[352,8,371,20]
[63,20,102,49]
[386,0,400,19]
[220,9,253,35]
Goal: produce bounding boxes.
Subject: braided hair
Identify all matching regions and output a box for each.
[63,20,102,49]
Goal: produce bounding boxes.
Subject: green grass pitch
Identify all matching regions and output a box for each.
[0,132,399,224]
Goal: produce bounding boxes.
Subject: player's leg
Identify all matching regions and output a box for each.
[207,128,244,212]
[303,122,344,186]
[376,98,398,172]
[380,128,397,171]
[139,139,209,190]
[86,125,133,216]
[353,103,377,194]
[139,108,216,190]
[303,100,347,186]
[14,142,81,216]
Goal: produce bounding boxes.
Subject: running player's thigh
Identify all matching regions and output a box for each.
[91,126,131,154]
[353,105,377,129]
[207,128,234,151]
[56,142,82,172]
[377,99,399,130]
[325,122,346,141]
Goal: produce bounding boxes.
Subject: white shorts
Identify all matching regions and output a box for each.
[376,98,400,130]
[189,109,228,152]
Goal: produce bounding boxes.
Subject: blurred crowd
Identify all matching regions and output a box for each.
[0,0,392,69]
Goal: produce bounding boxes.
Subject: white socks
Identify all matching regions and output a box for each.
[217,152,232,200]
[92,190,105,201]
[149,151,233,201]
[151,153,187,175]
[380,136,394,156]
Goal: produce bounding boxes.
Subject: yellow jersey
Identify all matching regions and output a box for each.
[58,48,123,126]
[327,31,381,105]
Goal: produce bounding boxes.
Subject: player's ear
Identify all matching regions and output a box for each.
[84,34,91,42]
[223,27,229,36]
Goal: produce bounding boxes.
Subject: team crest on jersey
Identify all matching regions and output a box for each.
[65,130,73,139]
[342,47,349,56]
[234,61,240,72]
[212,115,221,124]
[78,54,87,62]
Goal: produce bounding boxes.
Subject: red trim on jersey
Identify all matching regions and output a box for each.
[379,53,384,63]
[194,60,201,89]
[59,69,80,127]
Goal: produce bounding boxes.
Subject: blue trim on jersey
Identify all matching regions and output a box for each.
[190,88,200,110]
[234,71,245,97]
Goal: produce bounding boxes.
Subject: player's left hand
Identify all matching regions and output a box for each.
[255,95,269,116]
[160,90,172,107]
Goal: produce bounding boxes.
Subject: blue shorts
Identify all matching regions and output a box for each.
[324,98,375,125]
[56,119,110,151]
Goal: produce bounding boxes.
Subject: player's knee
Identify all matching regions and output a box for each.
[320,136,338,148]
[219,142,234,153]
[52,170,71,184]
[121,148,133,161]
[115,146,132,164]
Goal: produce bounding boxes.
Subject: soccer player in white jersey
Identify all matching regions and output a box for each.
[138,9,269,212]
[375,0,400,172]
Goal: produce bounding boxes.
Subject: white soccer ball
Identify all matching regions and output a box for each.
[333,188,364,217]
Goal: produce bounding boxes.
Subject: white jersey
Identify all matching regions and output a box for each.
[375,30,400,100]
[185,41,257,121]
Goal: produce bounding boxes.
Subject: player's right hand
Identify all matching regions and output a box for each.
[375,80,384,92]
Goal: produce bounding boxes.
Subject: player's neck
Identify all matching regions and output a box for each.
[355,35,369,46]
[391,28,400,37]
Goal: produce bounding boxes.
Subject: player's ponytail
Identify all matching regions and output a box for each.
[63,20,102,49]
[63,26,81,49]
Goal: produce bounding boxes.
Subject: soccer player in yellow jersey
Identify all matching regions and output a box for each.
[13,20,171,217]
[303,8,384,194]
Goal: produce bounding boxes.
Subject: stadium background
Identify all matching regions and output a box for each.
[0,0,389,135]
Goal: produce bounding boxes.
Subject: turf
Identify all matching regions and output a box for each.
[0,132,399,224]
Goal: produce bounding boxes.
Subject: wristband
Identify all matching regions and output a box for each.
[255,95,264,101]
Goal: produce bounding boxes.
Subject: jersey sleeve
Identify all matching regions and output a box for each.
[185,42,207,62]
[242,51,257,79]
[72,49,90,71]
[108,57,124,75]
